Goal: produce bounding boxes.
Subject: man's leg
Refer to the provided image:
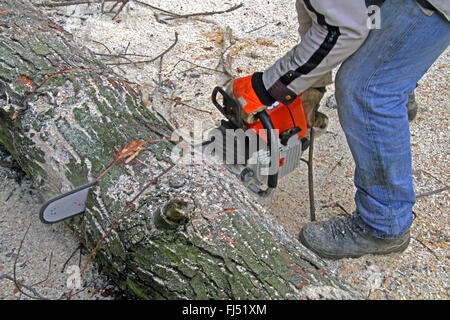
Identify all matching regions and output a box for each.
[299,0,450,259]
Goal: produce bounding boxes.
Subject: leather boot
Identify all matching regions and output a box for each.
[299,215,410,260]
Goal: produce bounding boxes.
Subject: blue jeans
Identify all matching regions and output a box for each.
[335,0,450,238]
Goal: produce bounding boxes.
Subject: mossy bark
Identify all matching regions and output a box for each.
[0,0,359,299]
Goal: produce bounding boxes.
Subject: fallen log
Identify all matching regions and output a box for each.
[0,0,358,299]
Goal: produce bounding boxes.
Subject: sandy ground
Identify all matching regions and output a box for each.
[1,0,448,299]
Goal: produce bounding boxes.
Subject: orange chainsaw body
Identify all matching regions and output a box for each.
[210,87,309,195]
[248,95,308,143]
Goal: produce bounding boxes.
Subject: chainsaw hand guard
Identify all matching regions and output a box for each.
[212,86,244,129]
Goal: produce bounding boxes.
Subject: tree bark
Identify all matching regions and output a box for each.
[0,0,358,299]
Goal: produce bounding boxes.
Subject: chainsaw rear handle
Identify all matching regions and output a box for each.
[258,110,278,189]
[211,86,243,129]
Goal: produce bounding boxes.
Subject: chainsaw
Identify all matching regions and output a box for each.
[204,86,309,197]
[39,86,310,223]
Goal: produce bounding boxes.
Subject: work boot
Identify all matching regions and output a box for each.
[407,91,418,121]
[298,215,410,260]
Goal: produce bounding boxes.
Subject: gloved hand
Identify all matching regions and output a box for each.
[224,73,276,125]
[301,87,329,136]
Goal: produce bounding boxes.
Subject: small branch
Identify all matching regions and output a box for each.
[165,3,243,21]
[416,186,449,198]
[133,0,180,17]
[30,251,53,287]
[413,169,445,185]
[111,0,129,20]
[172,58,230,76]
[12,223,50,300]
[61,244,83,273]
[133,1,243,22]
[106,32,178,66]
[166,97,213,115]
[21,67,91,106]
[35,0,119,8]
[321,202,351,216]
[90,39,113,54]
[215,26,234,78]
[329,155,344,174]
[411,237,441,261]
[0,274,50,300]
[246,23,268,33]
[308,129,316,221]
[95,138,160,180]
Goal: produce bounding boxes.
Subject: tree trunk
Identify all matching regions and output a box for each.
[0,0,358,299]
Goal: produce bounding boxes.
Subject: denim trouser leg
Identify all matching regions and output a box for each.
[335,0,450,238]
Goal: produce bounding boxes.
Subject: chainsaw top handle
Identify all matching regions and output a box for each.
[212,86,244,129]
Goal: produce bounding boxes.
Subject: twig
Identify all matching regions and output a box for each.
[246,23,268,33]
[166,97,213,115]
[329,155,344,174]
[66,141,175,297]
[21,67,91,106]
[133,1,243,22]
[308,129,316,221]
[101,0,107,14]
[30,251,53,287]
[321,202,350,215]
[416,186,449,198]
[61,244,83,272]
[172,59,230,75]
[111,0,129,20]
[95,138,160,180]
[0,274,50,300]
[133,0,179,17]
[90,39,113,54]
[5,186,16,203]
[106,32,178,66]
[413,169,445,185]
[157,56,163,88]
[36,0,119,8]
[215,26,234,78]
[123,40,131,55]
[108,0,121,13]
[97,52,153,58]
[164,3,243,21]
[411,237,441,261]
[12,223,50,300]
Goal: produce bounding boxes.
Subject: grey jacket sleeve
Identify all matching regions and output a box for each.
[427,0,450,20]
[262,0,370,105]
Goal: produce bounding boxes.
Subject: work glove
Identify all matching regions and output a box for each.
[298,86,329,136]
[224,73,276,125]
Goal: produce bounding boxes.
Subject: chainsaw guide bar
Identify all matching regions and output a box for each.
[39,181,97,224]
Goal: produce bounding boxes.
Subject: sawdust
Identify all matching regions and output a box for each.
[1,0,448,299]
